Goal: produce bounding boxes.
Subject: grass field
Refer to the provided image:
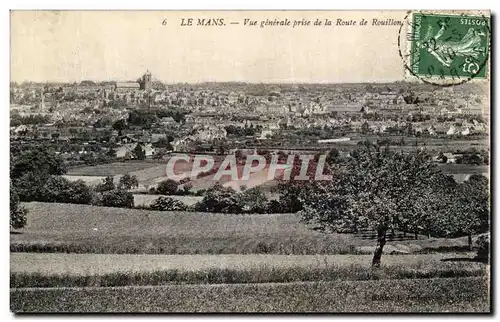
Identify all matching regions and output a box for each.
[11,253,485,276]
[10,201,490,313]
[67,162,161,176]
[11,202,471,255]
[10,277,490,313]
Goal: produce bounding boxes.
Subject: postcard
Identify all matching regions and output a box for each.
[10,10,491,313]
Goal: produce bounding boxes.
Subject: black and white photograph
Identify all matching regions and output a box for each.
[8,9,491,313]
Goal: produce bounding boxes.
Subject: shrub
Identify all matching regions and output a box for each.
[180,183,193,195]
[240,187,268,214]
[475,233,489,263]
[150,196,188,211]
[95,176,115,192]
[10,186,27,229]
[100,188,134,208]
[14,175,93,205]
[195,184,243,213]
[118,174,139,190]
[65,180,94,204]
[195,189,206,196]
[156,179,179,195]
[265,200,283,214]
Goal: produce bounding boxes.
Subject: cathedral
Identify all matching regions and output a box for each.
[114,70,152,93]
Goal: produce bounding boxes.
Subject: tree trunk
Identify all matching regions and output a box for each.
[468,233,473,251]
[414,231,418,240]
[403,231,407,238]
[372,229,387,267]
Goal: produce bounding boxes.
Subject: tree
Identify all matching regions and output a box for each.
[476,233,489,262]
[450,175,489,249]
[43,177,93,204]
[10,146,70,204]
[119,174,139,190]
[156,179,179,195]
[10,145,66,179]
[127,110,157,129]
[132,143,146,160]
[96,176,116,192]
[239,187,268,213]
[99,188,134,208]
[66,180,94,204]
[195,184,243,213]
[301,146,442,267]
[276,182,304,213]
[112,119,127,135]
[326,148,341,164]
[10,184,27,229]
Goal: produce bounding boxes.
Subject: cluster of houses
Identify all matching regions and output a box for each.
[10,79,489,162]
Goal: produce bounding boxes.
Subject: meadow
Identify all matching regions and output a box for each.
[11,253,485,276]
[67,162,162,176]
[11,202,470,255]
[10,202,490,313]
[11,277,490,313]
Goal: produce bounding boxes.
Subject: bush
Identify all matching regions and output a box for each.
[14,175,93,205]
[240,187,268,214]
[265,200,283,214]
[65,180,94,204]
[156,179,179,195]
[95,176,115,192]
[150,196,188,211]
[195,184,243,213]
[10,186,27,229]
[475,233,489,263]
[99,188,134,208]
[179,183,193,195]
[118,174,139,190]
[195,189,206,196]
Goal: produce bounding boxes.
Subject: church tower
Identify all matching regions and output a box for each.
[141,70,152,91]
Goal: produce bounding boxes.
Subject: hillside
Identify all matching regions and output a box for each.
[11,202,471,255]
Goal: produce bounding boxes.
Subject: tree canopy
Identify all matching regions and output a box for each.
[300,145,462,267]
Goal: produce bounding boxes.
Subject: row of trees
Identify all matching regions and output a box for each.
[296,145,489,266]
[11,144,490,266]
[147,184,285,214]
[10,146,138,229]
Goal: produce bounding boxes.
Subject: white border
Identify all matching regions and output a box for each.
[2,0,498,321]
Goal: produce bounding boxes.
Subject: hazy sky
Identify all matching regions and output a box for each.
[11,10,412,83]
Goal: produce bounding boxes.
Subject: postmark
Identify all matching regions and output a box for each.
[398,11,490,86]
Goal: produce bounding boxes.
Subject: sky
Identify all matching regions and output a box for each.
[11,10,417,83]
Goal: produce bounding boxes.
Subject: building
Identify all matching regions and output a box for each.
[115,82,140,93]
[139,70,152,91]
[114,71,152,93]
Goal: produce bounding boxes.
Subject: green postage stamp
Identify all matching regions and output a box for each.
[407,12,490,82]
